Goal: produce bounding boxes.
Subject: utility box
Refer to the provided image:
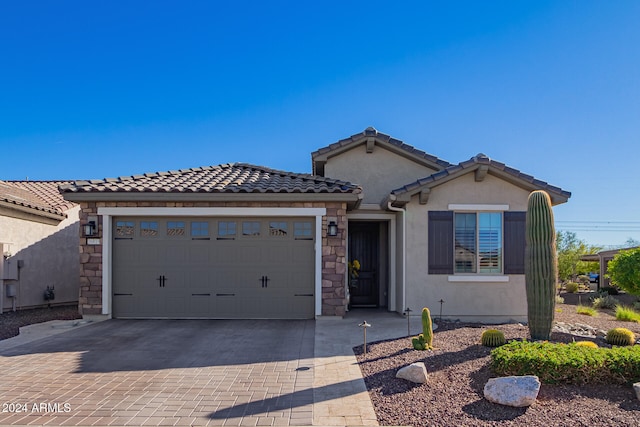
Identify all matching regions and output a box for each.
[2,258,20,280]
[6,283,16,298]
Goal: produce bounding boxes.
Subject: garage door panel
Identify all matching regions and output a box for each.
[112,216,316,319]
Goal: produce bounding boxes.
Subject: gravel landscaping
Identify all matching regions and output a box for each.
[355,293,640,427]
[0,305,81,341]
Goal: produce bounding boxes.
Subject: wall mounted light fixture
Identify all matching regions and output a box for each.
[84,216,98,237]
[327,220,338,237]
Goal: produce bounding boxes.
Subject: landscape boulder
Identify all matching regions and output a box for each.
[396,362,428,384]
[483,375,540,407]
[634,382,640,401]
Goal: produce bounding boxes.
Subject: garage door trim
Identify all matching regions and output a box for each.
[98,207,327,317]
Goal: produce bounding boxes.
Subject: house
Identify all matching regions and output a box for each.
[0,180,80,312]
[60,128,570,322]
[580,246,639,290]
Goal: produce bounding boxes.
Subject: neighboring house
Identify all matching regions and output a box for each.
[61,128,570,322]
[581,247,639,290]
[0,180,80,313]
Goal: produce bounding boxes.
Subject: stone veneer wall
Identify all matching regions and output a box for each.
[78,200,347,317]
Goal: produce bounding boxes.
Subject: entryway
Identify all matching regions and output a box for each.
[348,221,387,308]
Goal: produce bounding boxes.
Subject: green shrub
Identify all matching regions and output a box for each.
[606,328,636,346]
[481,329,506,347]
[615,305,640,323]
[555,295,565,304]
[490,340,640,384]
[565,282,579,293]
[591,293,619,309]
[600,286,619,295]
[576,305,598,316]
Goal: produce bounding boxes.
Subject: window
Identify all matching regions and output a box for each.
[167,221,185,236]
[242,221,260,237]
[140,221,158,237]
[429,210,524,275]
[269,221,288,237]
[191,221,209,237]
[454,212,502,273]
[294,221,313,239]
[115,221,135,237]
[218,221,236,237]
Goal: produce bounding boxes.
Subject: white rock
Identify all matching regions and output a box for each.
[396,362,428,384]
[634,382,640,401]
[484,376,541,407]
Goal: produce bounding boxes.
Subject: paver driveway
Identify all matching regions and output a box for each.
[0,319,315,426]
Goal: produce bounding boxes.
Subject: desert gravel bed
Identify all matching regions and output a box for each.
[355,299,640,427]
[0,305,81,341]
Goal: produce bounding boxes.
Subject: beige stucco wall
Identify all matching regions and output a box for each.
[324,145,439,205]
[404,173,531,323]
[0,206,80,312]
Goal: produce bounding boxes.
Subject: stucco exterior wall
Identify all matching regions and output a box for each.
[0,206,80,312]
[404,173,531,323]
[324,145,439,205]
[78,200,348,317]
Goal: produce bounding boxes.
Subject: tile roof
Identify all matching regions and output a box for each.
[0,180,75,218]
[312,127,452,172]
[391,153,571,204]
[59,163,361,195]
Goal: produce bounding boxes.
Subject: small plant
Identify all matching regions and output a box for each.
[574,341,598,348]
[565,282,579,293]
[412,307,434,350]
[606,328,636,346]
[481,329,506,347]
[577,275,590,286]
[555,295,565,304]
[591,293,619,309]
[615,305,640,323]
[576,305,598,316]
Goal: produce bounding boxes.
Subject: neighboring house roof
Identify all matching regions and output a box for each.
[389,153,572,207]
[312,127,452,175]
[0,180,74,220]
[60,163,363,205]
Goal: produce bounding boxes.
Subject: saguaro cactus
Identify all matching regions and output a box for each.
[525,190,558,340]
[411,307,434,350]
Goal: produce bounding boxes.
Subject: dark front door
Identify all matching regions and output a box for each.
[348,222,379,307]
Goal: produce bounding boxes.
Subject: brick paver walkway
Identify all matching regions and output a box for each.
[0,319,314,426]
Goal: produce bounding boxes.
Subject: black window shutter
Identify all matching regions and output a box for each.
[504,211,526,274]
[428,211,453,274]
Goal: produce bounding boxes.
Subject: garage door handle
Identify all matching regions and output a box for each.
[157,275,167,287]
[216,293,235,297]
[295,294,313,297]
[192,293,211,296]
[259,276,270,288]
[114,293,133,296]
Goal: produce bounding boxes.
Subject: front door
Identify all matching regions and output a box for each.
[348,222,379,307]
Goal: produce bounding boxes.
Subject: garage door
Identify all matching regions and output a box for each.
[112,217,315,319]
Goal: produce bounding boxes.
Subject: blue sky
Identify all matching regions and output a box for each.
[1,1,639,247]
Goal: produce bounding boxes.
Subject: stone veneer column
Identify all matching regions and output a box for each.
[78,202,102,315]
[321,202,348,316]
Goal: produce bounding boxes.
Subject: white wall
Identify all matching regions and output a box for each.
[0,206,80,311]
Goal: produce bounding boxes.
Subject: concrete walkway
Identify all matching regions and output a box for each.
[0,310,419,426]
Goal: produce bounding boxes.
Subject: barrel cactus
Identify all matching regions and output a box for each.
[525,190,558,341]
[481,329,506,347]
[606,328,636,346]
